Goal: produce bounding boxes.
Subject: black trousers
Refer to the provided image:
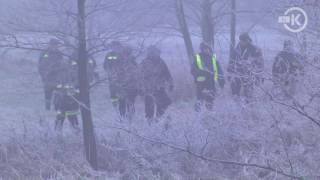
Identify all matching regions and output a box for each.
[195,82,216,111]
[119,89,138,118]
[145,88,171,119]
[109,82,138,118]
[55,112,79,131]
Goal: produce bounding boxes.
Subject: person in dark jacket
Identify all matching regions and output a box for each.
[140,46,173,123]
[191,42,225,111]
[104,42,139,119]
[118,46,139,120]
[53,59,80,132]
[69,50,97,86]
[38,39,64,110]
[227,33,264,101]
[104,41,124,109]
[272,40,304,98]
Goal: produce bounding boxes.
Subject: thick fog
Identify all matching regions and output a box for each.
[0,0,319,179]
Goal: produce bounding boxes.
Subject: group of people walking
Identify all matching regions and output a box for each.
[38,39,97,131]
[38,32,305,131]
[103,41,174,123]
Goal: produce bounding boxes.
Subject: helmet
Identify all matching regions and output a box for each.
[200,42,212,53]
[239,33,252,43]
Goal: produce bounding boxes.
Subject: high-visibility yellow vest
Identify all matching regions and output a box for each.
[195,54,218,82]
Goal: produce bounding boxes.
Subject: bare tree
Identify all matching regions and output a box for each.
[229,0,236,60]
[77,0,98,170]
[200,0,215,49]
[175,0,195,64]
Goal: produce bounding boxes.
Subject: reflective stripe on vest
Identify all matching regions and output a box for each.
[111,97,119,102]
[65,111,79,117]
[212,54,218,82]
[195,54,218,82]
[196,54,204,70]
[196,76,206,82]
[107,56,118,60]
[57,110,79,116]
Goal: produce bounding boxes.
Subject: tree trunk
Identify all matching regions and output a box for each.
[175,0,194,65]
[229,0,236,60]
[77,0,98,170]
[201,0,214,50]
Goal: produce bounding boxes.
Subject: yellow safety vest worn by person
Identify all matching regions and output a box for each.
[194,54,219,82]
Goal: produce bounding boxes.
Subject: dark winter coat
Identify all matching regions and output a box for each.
[104,51,139,96]
[272,51,304,82]
[38,48,64,88]
[140,55,173,94]
[104,51,124,85]
[54,84,80,113]
[228,43,264,79]
[53,65,80,114]
[69,52,97,86]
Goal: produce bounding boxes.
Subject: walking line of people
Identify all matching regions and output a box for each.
[38,33,305,131]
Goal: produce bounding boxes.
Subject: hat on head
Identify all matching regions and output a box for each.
[239,33,252,43]
[200,42,212,52]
